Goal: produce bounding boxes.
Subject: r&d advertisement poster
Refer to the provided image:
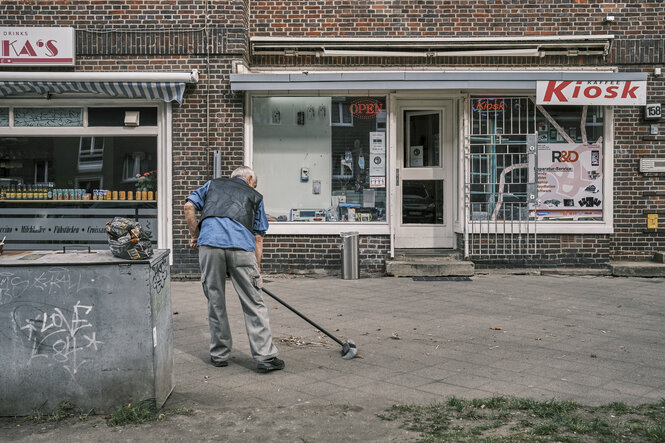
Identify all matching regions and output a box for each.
[536,142,603,220]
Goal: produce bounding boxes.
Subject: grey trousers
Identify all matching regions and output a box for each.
[199,245,279,363]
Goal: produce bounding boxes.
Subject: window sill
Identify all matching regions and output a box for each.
[267,222,390,236]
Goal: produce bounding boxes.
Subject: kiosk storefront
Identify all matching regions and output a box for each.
[231,70,647,260]
[0,70,198,254]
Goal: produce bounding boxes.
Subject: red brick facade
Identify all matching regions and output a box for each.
[1,1,664,275]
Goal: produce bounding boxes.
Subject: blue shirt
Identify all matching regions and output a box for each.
[186,179,269,252]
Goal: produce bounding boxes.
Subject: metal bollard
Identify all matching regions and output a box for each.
[340,231,359,279]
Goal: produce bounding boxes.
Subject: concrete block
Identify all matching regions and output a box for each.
[654,251,665,263]
[0,250,173,416]
[609,261,665,278]
[386,259,474,277]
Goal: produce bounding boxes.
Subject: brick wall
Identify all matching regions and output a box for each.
[2,1,664,276]
[460,233,611,268]
[611,104,665,260]
[0,1,249,277]
[262,234,389,275]
[251,1,632,38]
[249,0,665,266]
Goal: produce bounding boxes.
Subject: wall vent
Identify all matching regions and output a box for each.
[640,158,665,173]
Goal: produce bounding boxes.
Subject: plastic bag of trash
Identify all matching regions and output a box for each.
[106,217,153,260]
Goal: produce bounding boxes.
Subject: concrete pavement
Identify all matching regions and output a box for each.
[167,273,664,409]
[2,272,664,441]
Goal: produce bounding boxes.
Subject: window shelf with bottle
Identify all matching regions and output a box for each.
[0,134,159,250]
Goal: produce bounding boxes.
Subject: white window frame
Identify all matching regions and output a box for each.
[330,101,353,127]
[0,98,174,260]
[459,92,614,235]
[245,92,390,235]
[244,89,615,237]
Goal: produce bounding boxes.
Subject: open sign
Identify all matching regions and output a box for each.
[349,98,383,119]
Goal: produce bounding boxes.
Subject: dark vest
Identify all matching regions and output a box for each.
[199,177,263,233]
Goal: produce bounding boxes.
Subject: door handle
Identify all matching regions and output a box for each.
[396,168,399,186]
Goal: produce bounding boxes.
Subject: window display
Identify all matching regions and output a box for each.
[0,136,157,249]
[469,97,605,223]
[535,105,604,221]
[253,96,387,223]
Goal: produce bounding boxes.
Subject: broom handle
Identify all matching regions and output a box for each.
[261,287,344,347]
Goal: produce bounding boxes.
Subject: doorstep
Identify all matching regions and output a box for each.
[386,252,474,277]
[608,260,665,278]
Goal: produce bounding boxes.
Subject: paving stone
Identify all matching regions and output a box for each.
[165,274,665,412]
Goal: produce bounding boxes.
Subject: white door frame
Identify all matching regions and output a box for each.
[394,99,455,249]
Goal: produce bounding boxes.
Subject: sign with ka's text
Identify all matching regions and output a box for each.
[0,27,75,66]
[536,80,646,106]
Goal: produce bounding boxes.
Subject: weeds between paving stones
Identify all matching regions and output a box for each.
[378,396,665,442]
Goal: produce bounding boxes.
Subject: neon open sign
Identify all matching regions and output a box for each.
[349,98,384,119]
[473,99,506,113]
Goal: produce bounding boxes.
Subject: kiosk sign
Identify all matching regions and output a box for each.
[0,27,75,66]
[537,80,646,106]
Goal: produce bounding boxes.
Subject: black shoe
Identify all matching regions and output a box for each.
[256,357,284,373]
[210,358,228,367]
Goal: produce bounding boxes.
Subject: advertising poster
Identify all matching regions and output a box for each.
[536,142,603,220]
[369,131,386,187]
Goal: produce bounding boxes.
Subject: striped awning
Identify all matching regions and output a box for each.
[0,80,188,104]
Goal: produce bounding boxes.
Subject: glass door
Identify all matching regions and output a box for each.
[395,100,455,248]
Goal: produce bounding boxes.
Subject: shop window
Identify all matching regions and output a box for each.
[0,108,8,126]
[253,96,387,223]
[14,107,82,127]
[534,105,604,221]
[0,136,157,250]
[469,97,605,222]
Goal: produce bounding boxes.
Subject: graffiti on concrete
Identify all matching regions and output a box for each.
[0,267,108,379]
[151,257,170,318]
[0,267,83,306]
[13,300,103,378]
[14,300,103,378]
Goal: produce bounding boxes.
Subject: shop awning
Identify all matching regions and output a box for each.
[250,35,615,58]
[0,70,199,104]
[230,70,648,92]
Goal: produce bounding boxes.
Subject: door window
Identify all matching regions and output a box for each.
[405,112,440,167]
[402,179,444,224]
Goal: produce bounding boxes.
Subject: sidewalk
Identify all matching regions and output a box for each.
[169,273,664,407]
[3,273,664,441]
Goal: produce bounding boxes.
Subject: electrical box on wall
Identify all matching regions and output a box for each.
[213,150,222,179]
[639,158,665,173]
[300,167,309,182]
